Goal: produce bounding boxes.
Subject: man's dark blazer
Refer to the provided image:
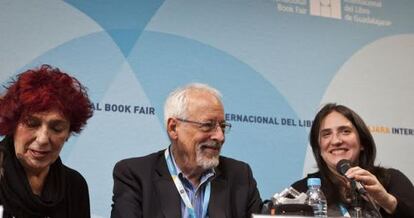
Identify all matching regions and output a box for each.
[110,149,262,218]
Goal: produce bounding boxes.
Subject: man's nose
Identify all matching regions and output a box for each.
[211,125,225,142]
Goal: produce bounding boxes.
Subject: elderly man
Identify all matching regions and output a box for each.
[111,83,262,218]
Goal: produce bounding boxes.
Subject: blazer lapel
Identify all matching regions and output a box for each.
[208,168,229,218]
[154,153,181,218]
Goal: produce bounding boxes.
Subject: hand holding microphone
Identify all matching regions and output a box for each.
[336,159,397,215]
[336,159,367,195]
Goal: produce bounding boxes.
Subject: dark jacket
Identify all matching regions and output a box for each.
[111,149,262,218]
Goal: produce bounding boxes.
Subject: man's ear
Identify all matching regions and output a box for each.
[167,118,178,140]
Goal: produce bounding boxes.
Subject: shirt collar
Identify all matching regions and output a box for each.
[168,146,216,185]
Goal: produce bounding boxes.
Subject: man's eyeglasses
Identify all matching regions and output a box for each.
[176,118,232,134]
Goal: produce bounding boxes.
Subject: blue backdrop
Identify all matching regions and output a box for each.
[1,1,413,217]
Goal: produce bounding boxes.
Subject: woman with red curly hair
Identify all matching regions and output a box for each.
[0,65,93,218]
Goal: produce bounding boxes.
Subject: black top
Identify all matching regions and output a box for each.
[0,137,90,218]
[291,169,414,218]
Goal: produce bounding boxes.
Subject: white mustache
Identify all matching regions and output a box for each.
[198,141,222,149]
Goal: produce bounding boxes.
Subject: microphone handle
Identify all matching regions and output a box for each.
[354,180,367,195]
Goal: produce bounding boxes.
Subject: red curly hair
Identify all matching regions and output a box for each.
[0,64,93,136]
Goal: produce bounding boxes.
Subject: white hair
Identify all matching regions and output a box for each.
[163,83,222,127]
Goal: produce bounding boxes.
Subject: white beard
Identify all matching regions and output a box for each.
[196,142,221,170]
[197,153,219,170]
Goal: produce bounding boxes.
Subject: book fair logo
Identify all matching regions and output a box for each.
[310,0,342,19]
[274,0,391,27]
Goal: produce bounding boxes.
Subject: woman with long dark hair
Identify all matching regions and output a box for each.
[291,103,414,217]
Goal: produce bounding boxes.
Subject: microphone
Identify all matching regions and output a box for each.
[336,159,367,195]
[336,159,383,218]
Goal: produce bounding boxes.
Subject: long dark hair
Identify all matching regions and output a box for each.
[309,103,387,203]
[310,103,376,173]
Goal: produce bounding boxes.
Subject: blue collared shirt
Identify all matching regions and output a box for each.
[170,150,215,218]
